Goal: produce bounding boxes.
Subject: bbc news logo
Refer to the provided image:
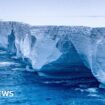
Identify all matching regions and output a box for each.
[0,91,14,97]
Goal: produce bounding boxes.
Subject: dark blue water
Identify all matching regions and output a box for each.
[0,49,105,105]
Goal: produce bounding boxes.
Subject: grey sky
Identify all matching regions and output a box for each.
[0,0,105,26]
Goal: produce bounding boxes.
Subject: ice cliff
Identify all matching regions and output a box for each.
[0,21,105,85]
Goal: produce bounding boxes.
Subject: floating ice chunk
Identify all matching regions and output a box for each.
[0,61,19,67]
[87,93,100,97]
[85,88,98,93]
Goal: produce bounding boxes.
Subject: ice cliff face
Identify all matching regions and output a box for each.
[0,21,105,85]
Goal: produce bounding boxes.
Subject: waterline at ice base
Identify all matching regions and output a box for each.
[0,21,105,88]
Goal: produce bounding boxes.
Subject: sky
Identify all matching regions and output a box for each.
[0,0,105,27]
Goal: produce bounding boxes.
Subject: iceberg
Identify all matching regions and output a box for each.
[0,21,105,85]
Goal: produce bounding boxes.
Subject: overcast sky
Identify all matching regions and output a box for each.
[0,0,105,26]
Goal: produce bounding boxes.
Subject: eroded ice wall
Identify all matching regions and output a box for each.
[0,22,11,48]
[0,21,31,57]
[91,28,105,84]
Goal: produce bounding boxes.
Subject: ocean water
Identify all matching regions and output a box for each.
[0,49,105,105]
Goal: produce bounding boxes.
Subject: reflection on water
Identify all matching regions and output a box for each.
[0,50,105,105]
